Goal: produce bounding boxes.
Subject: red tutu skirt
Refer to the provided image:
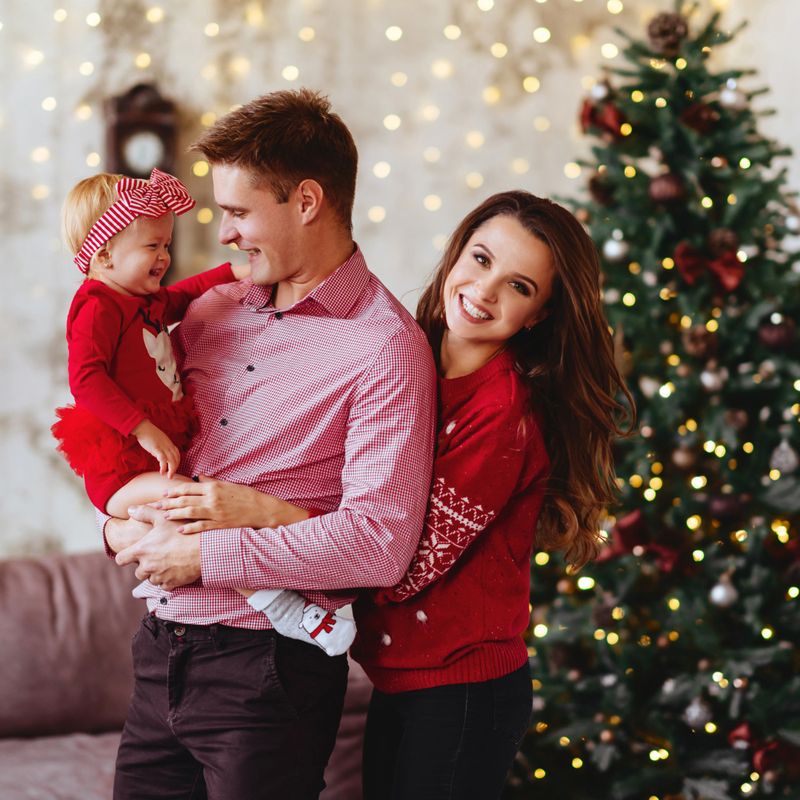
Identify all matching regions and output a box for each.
[52,395,199,512]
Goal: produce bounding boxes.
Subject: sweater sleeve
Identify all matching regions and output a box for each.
[161,263,235,324]
[379,401,538,603]
[67,293,146,436]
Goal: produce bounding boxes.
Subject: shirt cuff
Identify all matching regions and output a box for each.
[96,509,116,559]
[200,527,247,588]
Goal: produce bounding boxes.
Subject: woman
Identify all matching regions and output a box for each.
[152,191,634,799]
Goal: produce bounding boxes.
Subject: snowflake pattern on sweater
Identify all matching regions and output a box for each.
[391,476,496,597]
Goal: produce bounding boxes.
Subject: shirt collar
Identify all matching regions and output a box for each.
[240,244,370,318]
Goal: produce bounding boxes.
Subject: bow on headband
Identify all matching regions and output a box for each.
[74,168,196,273]
[674,241,744,293]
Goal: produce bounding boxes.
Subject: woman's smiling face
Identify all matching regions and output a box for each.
[443,214,555,349]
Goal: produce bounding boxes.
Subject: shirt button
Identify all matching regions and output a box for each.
[160,597,168,605]
[173,625,186,637]
[246,365,255,372]
[274,311,283,320]
[220,418,228,426]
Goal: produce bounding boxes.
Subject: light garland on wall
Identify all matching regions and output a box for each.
[9,0,683,251]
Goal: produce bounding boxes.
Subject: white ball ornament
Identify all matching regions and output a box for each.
[590,82,610,101]
[785,214,800,234]
[709,574,739,608]
[683,697,713,728]
[602,238,629,262]
[770,440,799,473]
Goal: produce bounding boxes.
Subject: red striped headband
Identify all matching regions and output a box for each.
[74,168,195,273]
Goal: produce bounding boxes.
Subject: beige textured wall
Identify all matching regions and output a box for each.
[1,0,797,555]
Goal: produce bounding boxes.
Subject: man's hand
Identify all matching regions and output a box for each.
[116,506,202,591]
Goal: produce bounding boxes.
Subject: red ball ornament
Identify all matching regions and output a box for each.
[681,103,720,134]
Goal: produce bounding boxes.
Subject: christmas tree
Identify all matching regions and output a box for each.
[506,4,800,799]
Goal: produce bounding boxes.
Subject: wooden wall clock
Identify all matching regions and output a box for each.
[105,83,177,178]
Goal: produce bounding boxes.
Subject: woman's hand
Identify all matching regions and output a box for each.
[148,475,310,533]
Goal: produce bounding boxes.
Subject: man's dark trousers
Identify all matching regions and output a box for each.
[114,614,348,800]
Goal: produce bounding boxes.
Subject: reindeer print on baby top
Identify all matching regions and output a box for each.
[142,328,183,401]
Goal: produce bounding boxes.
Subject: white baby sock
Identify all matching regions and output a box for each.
[247,589,356,657]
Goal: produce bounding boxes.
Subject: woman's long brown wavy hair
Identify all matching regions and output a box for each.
[417,191,635,568]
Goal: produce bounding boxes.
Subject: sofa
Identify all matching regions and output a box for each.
[0,550,371,799]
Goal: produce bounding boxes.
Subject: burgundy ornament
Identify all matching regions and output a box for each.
[589,174,615,206]
[758,317,796,350]
[708,494,745,520]
[681,103,720,134]
[682,324,718,359]
[707,228,739,255]
[649,173,685,204]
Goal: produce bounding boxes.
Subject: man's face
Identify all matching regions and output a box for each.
[212,163,298,287]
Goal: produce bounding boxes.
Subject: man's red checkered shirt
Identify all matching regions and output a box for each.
[126,247,437,627]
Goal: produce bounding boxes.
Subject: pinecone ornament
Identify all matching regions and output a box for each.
[647,12,689,56]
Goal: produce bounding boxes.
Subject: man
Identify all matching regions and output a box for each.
[105,89,436,799]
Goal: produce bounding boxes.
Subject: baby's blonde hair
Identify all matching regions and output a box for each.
[62,173,125,270]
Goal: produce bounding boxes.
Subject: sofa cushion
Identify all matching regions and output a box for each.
[0,551,141,737]
[0,731,120,800]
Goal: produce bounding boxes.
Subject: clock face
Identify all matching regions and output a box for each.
[122,130,165,174]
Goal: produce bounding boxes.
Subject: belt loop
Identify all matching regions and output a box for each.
[143,612,159,638]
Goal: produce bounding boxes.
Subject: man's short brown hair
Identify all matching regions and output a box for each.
[192,89,358,230]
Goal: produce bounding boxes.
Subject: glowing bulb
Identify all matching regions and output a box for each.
[533,116,551,131]
[577,576,595,590]
[477,0,495,10]
[676,58,688,69]
[86,12,101,27]
[42,97,57,111]
[431,59,454,79]
[423,147,441,163]
[135,52,151,69]
[197,208,214,224]
[390,72,408,87]
[53,9,67,21]
[511,158,530,174]
[298,27,315,42]
[424,195,442,212]
[204,22,220,37]
[79,61,95,76]
[85,152,101,167]
[146,7,164,22]
[607,0,623,12]
[482,86,501,104]
[466,131,485,148]
[372,161,391,178]
[564,162,582,179]
[534,552,550,565]
[490,42,508,58]
[385,26,403,41]
[31,147,50,163]
[631,90,644,102]
[533,624,548,638]
[466,172,484,189]
[601,43,619,58]
[281,65,299,81]
[383,114,402,131]
[523,76,541,93]
[367,206,386,223]
[444,25,461,40]
[533,27,551,43]
[192,161,210,177]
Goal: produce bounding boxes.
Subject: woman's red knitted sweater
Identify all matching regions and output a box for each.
[352,350,549,693]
